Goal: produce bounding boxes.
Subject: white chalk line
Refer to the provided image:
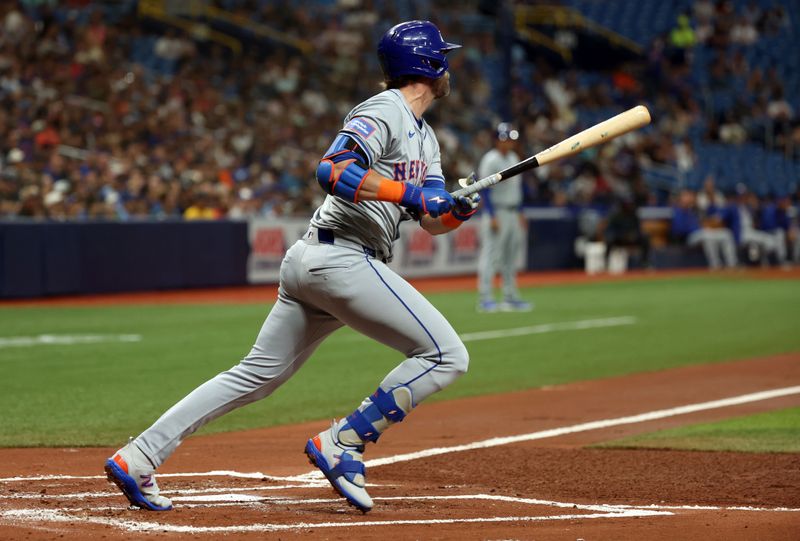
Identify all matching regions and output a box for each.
[0,317,634,350]
[0,470,312,484]
[340,316,637,343]
[0,484,331,501]
[459,316,637,342]
[0,334,142,349]
[1,494,673,534]
[4,385,799,489]
[4,385,798,490]
[5,491,798,513]
[0,490,617,513]
[344,384,800,471]
[0,508,671,533]
[7,494,797,513]
[609,503,800,513]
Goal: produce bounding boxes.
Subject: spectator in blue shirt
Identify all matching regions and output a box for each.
[672,189,737,269]
[728,188,787,266]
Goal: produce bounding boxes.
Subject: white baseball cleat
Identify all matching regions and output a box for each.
[499,298,533,312]
[104,442,173,511]
[305,421,373,513]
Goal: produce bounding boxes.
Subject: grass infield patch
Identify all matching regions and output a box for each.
[595,407,800,453]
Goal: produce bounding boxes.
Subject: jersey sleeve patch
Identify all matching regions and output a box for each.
[344,117,377,139]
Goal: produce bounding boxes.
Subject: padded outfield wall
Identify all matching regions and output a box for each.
[0,220,249,298]
[1,210,692,298]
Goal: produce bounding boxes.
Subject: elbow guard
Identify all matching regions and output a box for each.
[316,133,372,203]
[316,157,370,203]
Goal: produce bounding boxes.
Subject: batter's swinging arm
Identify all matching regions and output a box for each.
[451,105,651,198]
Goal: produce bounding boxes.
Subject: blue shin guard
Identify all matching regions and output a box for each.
[339,386,413,445]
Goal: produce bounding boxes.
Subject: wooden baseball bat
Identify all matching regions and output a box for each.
[451,105,651,198]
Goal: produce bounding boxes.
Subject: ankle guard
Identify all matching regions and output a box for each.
[341,386,413,444]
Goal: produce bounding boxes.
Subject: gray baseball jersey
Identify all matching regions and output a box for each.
[311,89,444,262]
[133,89,468,468]
[478,148,524,301]
[478,148,522,208]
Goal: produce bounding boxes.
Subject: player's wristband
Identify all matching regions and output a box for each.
[441,211,463,229]
[375,178,405,203]
[376,180,431,218]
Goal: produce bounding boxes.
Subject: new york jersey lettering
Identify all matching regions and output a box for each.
[394,160,428,181]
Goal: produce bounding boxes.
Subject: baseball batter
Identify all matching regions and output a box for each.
[104,20,480,514]
[477,123,531,312]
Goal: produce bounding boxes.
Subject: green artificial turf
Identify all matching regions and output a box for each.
[1,274,798,446]
[594,407,800,453]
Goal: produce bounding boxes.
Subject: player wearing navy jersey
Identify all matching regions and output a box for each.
[104,20,480,514]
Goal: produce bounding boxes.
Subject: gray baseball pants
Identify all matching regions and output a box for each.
[687,228,738,268]
[478,208,523,301]
[135,231,468,467]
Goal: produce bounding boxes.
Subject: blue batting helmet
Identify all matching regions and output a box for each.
[378,20,461,80]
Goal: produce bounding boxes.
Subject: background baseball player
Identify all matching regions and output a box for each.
[104,20,479,514]
[476,124,532,312]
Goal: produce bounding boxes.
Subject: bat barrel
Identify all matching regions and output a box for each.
[534,105,651,167]
[449,105,651,199]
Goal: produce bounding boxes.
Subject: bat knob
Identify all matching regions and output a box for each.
[458,172,476,188]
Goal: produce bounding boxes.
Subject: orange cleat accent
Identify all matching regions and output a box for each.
[113,454,129,473]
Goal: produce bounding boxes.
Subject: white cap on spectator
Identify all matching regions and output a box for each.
[7,148,24,163]
[44,191,63,206]
[54,179,71,193]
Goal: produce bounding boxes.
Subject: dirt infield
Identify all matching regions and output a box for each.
[1,352,798,540]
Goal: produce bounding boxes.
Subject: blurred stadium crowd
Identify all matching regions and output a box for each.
[0,0,798,256]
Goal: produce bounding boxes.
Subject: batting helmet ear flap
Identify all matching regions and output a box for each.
[378,20,461,80]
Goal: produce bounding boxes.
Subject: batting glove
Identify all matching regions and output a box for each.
[400,183,455,218]
[452,172,481,221]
